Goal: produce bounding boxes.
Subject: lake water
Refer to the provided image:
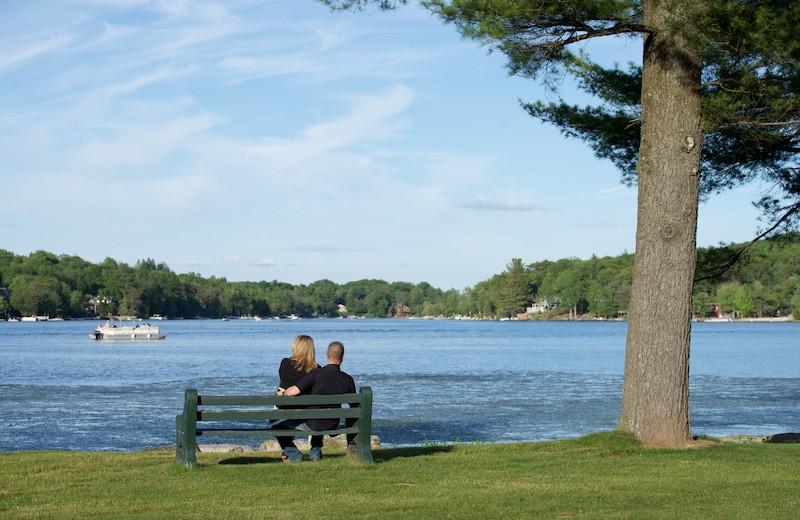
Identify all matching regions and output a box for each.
[1,319,798,451]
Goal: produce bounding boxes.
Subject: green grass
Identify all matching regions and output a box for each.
[1,432,797,519]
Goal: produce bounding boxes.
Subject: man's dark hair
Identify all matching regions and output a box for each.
[327,341,344,361]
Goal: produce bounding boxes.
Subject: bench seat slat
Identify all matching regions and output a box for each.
[199,394,361,406]
[197,409,361,421]
[196,427,358,438]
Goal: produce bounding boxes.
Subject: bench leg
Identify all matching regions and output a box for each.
[346,387,373,463]
[346,436,373,464]
[175,414,197,468]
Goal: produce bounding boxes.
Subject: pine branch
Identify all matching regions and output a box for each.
[695,201,800,282]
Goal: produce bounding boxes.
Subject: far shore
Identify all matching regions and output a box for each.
[527,313,795,322]
[696,316,794,323]
[5,314,796,322]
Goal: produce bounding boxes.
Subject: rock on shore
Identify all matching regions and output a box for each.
[719,433,799,444]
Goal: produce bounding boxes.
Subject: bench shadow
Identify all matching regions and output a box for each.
[218,455,283,465]
[372,445,453,462]
[216,446,453,465]
[766,432,800,443]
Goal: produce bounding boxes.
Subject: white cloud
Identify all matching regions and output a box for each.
[0,33,75,72]
[65,111,222,174]
[302,85,415,149]
[226,255,277,267]
[97,66,197,99]
[458,199,541,212]
[597,185,631,197]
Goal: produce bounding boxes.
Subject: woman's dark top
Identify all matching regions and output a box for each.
[278,357,315,409]
[279,357,310,389]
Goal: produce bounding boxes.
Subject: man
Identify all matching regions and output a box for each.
[276,341,356,462]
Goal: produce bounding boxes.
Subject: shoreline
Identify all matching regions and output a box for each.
[136,432,799,454]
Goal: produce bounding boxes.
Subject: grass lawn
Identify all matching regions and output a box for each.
[1,432,797,519]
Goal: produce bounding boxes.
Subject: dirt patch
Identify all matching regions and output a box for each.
[638,437,717,449]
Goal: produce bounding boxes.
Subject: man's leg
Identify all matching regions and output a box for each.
[309,435,323,461]
[288,423,322,461]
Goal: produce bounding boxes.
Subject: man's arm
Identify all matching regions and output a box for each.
[279,385,300,396]
[281,367,317,396]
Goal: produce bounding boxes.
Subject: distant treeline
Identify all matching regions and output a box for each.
[1,234,799,320]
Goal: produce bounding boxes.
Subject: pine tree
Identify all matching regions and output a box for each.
[318,0,800,447]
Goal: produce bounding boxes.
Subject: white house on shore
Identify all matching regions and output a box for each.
[526,299,559,314]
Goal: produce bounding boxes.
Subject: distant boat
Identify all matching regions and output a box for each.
[91,321,166,341]
[149,314,166,320]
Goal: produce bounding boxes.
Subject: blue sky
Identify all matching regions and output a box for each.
[1,1,766,290]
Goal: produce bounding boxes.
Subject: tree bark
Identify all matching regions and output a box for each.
[618,0,703,447]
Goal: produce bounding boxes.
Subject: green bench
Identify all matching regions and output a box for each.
[175,387,373,467]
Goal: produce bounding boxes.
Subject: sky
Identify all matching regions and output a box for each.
[0,0,769,290]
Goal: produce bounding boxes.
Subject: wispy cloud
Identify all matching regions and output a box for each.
[302,85,415,149]
[458,199,541,212]
[184,259,214,268]
[98,66,197,99]
[226,256,277,267]
[0,33,74,72]
[596,185,633,198]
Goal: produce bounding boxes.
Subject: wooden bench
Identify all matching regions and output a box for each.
[175,387,373,467]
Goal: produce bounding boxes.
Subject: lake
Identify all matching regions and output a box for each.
[0,318,797,451]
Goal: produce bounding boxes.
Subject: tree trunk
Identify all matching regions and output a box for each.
[618,0,703,447]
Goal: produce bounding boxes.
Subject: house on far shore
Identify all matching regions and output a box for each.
[392,304,412,318]
[526,299,559,314]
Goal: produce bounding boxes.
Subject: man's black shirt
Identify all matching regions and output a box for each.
[295,364,356,430]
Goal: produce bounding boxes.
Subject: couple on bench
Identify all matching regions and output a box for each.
[272,336,356,462]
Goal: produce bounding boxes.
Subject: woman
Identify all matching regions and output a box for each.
[274,335,319,462]
[278,334,319,393]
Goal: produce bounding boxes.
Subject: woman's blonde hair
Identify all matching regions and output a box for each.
[290,335,318,373]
